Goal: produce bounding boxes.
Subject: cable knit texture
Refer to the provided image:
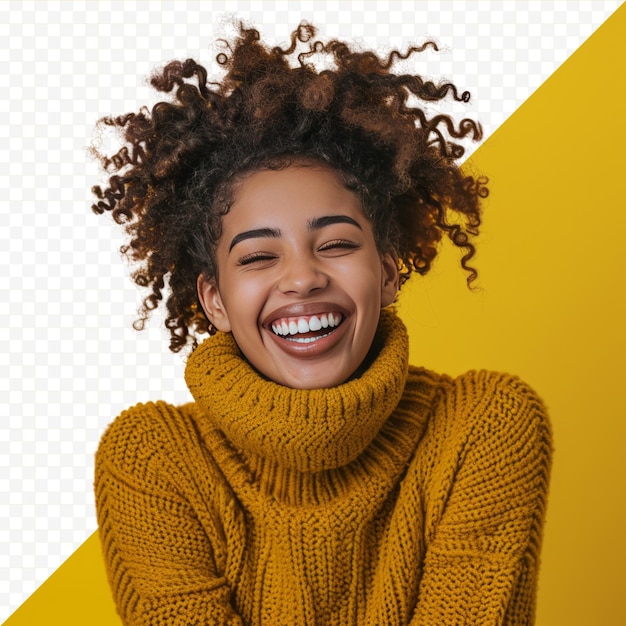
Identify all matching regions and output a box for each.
[95,310,552,626]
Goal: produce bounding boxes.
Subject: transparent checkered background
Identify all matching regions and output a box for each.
[0,0,621,618]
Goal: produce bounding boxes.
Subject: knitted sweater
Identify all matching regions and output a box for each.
[95,310,552,626]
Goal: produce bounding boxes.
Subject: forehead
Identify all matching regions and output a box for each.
[225,165,365,228]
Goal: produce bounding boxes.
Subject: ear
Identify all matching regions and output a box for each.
[380,254,400,308]
[197,274,232,332]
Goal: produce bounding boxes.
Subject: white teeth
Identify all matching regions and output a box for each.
[271,313,343,336]
[286,335,326,343]
[309,315,322,331]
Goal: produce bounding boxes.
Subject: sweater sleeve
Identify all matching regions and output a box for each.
[94,401,245,626]
[411,372,553,626]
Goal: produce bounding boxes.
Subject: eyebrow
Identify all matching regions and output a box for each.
[229,227,281,252]
[228,215,363,252]
[307,215,363,231]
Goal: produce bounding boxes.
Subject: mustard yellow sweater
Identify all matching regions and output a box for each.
[95,311,552,626]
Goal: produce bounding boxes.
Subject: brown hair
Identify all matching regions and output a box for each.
[92,22,487,353]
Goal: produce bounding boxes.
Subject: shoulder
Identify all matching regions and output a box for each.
[95,400,201,484]
[451,370,551,434]
[407,366,552,458]
[448,371,553,474]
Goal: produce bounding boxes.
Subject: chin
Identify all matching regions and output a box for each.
[272,362,362,390]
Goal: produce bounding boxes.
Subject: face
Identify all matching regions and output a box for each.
[197,165,399,389]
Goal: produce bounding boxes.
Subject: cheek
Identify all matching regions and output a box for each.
[221,275,268,325]
[341,260,384,297]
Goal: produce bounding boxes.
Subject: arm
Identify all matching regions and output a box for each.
[95,402,245,626]
[411,373,552,626]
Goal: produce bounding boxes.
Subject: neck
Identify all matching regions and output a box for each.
[185,309,411,475]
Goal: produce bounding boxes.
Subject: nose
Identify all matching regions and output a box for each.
[277,255,329,296]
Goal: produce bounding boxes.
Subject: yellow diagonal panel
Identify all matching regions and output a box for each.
[3,532,119,625]
[5,4,626,625]
[399,4,626,626]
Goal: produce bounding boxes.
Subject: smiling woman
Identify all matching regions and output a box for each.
[91,21,551,626]
[198,165,399,389]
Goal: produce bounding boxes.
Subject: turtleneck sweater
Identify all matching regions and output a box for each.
[95,310,552,626]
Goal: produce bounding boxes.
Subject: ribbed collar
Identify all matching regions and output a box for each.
[185,309,409,473]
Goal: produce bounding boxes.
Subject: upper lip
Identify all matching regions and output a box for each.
[262,302,350,327]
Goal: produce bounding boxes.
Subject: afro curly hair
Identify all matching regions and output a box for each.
[92,22,487,353]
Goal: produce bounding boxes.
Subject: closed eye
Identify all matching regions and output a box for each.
[318,239,360,253]
[237,253,278,266]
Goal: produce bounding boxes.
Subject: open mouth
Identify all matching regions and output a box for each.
[270,312,344,344]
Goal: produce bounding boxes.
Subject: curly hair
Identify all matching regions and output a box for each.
[91,22,488,353]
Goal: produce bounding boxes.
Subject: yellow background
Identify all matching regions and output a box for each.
[400,6,626,625]
[4,5,626,625]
